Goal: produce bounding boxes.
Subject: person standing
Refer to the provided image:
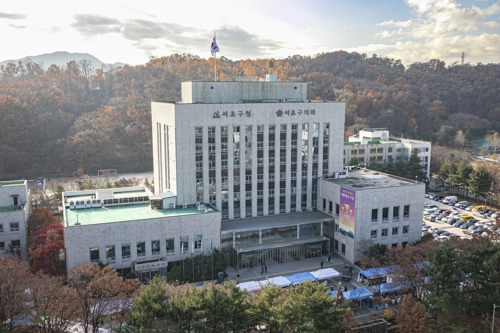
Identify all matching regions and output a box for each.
[265,264,267,273]
[261,266,264,274]
[328,255,331,262]
[320,260,324,268]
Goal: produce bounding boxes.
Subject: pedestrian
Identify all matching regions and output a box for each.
[320,260,324,268]
[328,255,331,262]
[265,264,267,273]
[344,286,348,292]
[261,266,264,274]
[236,272,240,284]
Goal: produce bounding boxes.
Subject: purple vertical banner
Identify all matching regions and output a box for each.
[339,186,356,239]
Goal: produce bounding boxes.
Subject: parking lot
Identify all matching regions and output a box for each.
[422,195,498,241]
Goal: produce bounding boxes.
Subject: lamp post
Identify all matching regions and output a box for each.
[492,304,500,333]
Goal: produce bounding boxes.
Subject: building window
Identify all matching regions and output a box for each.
[122,245,131,259]
[371,230,377,239]
[0,224,3,233]
[137,242,146,257]
[402,242,408,247]
[392,243,398,248]
[370,148,376,154]
[335,203,340,216]
[106,245,115,261]
[377,148,383,153]
[358,149,365,155]
[403,226,409,234]
[341,243,346,255]
[166,238,175,253]
[381,228,388,237]
[388,147,393,153]
[335,224,339,232]
[382,207,389,221]
[403,205,410,218]
[194,235,202,250]
[334,240,339,252]
[90,247,99,262]
[392,227,399,235]
[0,242,4,251]
[11,240,20,249]
[372,209,378,222]
[393,206,400,220]
[152,240,160,254]
[10,222,19,232]
[180,236,189,254]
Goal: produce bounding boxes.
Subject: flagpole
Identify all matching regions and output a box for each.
[214,52,217,81]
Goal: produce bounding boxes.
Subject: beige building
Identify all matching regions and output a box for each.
[0,180,30,260]
[344,128,431,179]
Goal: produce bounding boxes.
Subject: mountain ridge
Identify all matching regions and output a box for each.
[0,51,126,70]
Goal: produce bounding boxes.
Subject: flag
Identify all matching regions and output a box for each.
[210,34,219,56]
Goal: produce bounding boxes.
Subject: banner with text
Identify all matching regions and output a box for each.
[340,186,356,239]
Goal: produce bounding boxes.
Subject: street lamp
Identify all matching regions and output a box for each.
[492,304,500,333]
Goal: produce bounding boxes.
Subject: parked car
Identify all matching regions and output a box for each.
[455,201,468,207]
[465,206,475,211]
[435,229,447,235]
[447,218,457,225]
[448,234,460,239]
[454,221,465,227]
[429,227,440,233]
[435,235,449,242]
[460,223,472,229]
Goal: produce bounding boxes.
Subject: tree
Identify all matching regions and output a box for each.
[467,166,493,202]
[454,130,466,147]
[397,293,430,333]
[280,281,344,333]
[29,273,79,333]
[128,276,169,330]
[486,132,500,154]
[249,283,286,333]
[29,223,65,276]
[67,263,134,333]
[349,156,358,166]
[343,308,357,333]
[0,256,31,332]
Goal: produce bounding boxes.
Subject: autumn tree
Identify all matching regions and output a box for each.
[68,262,136,333]
[397,293,430,333]
[343,308,357,333]
[29,273,79,333]
[0,256,32,332]
[29,223,65,276]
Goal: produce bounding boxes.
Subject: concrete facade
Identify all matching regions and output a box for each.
[318,169,424,263]
[152,81,345,220]
[62,187,221,279]
[0,180,30,260]
[344,128,431,179]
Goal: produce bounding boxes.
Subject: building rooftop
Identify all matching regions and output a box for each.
[323,170,421,190]
[0,180,26,186]
[64,203,218,227]
[221,211,332,232]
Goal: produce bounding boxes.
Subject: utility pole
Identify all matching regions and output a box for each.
[461,52,466,65]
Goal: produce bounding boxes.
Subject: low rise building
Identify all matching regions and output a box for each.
[318,169,424,263]
[62,186,221,282]
[0,180,30,260]
[344,128,431,179]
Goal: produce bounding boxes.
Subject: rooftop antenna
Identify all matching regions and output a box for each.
[461,52,466,65]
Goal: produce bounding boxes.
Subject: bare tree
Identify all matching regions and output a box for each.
[454,130,465,147]
[68,262,136,333]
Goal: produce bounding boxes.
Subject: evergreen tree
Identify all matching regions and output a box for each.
[128,276,169,330]
[467,166,493,202]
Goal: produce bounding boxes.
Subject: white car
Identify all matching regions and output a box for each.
[435,235,449,242]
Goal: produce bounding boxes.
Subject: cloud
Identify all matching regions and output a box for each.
[8,24,26,29]
[71,14,283,59]
[0,11,26,20]
[376,0,500,39]
[348,33,500,65]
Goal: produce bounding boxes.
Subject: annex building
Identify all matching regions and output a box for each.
[0,180,30,260]
[344,128,431,179]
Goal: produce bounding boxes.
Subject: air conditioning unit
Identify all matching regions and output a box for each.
[171,202,176,209]
[182,204,187,209]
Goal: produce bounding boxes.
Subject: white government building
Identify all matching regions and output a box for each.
[0,180,30,260]
[62,78,424,280]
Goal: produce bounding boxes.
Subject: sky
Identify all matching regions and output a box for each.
[1,0,500,67]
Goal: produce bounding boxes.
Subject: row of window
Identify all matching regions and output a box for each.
[0,222,19,232]
[89,237,203,262]
[0,240,20,251]
[370,226,409,238]
[334,240,408,255]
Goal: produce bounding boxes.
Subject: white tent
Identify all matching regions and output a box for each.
[237,281,261,292]
[259,276,292,288]
[310,268,340,280]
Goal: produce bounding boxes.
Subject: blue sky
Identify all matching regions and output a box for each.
[1,0,499,67]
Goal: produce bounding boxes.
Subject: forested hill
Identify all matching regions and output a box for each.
[1,52,499,178]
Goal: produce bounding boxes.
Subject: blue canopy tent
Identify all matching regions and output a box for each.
[379,282,404,295]
[285,272,317,286]
[329,287,373,301]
